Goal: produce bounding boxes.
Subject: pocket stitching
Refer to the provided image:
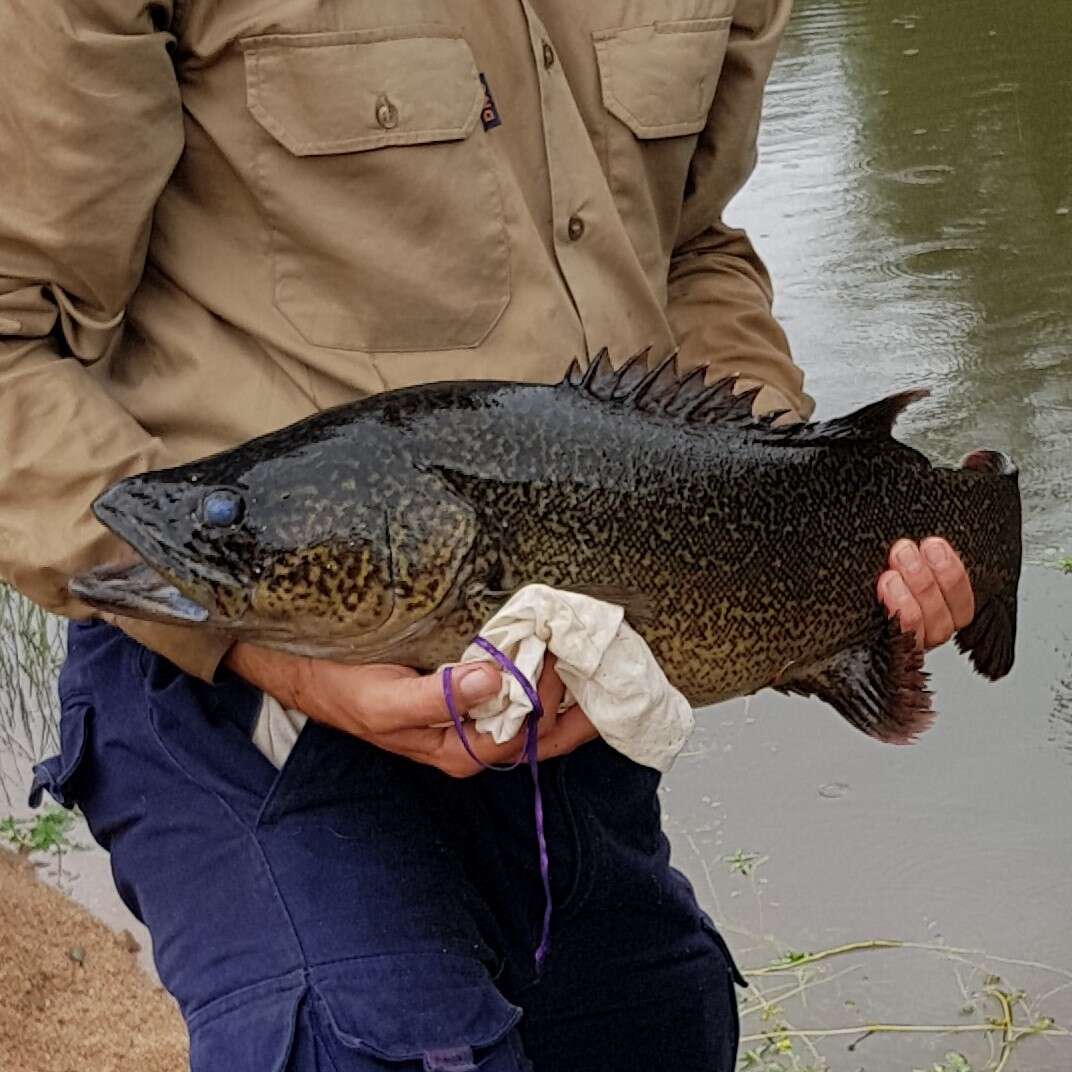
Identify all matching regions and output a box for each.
[241,30,511,353]
[310,955,523,1060]
[593,19,731,139]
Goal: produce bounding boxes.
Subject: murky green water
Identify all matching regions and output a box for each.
[733,0,1071,562]
[665,3,1072,1069]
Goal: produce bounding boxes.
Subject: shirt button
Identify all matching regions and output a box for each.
[542,42,555,69]
[567,215,585,241]
[375,95,399,130]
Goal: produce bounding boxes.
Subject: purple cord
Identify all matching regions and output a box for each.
[442,637,552,971]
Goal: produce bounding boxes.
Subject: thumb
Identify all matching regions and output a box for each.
[355,662,501,731]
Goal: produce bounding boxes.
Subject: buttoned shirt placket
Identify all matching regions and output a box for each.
[516,1,676,364]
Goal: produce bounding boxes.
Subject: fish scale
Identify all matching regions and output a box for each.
[70,351,1022,744]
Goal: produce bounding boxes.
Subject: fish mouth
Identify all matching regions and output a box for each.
[69,561,210,624]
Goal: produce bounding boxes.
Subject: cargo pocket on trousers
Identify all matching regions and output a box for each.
[239,26,510,354]
[311,953,524,1070]
[187,955,525,1072]
[28,697,93,810]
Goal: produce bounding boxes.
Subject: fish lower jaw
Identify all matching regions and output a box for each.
[68,562,211,624]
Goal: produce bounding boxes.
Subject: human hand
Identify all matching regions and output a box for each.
[528,654,600,761]
[225,643,597,777]
[877,538,975,650]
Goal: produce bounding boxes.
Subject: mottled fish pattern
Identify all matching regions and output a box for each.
[72,352,1022,744]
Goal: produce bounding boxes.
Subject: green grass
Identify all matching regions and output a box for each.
[0,583,66,803]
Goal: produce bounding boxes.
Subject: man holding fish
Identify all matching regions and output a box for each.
[0,1,981,1070]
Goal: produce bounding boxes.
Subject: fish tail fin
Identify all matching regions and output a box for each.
[955,583,1018,680]
[776,615,933,744]
[954,447,1020,681]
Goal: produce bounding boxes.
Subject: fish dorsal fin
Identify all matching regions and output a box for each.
[561,349,763,425]
[562,351,931,439]
[799,388,930,443]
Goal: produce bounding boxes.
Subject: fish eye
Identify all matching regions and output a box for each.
[201,489,245,528]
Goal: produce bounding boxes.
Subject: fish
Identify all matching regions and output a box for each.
[70,351,1022,744]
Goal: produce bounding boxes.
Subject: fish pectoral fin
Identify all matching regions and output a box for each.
[775,616,933,744]
[558,584,654,627]
[483,584,653,627]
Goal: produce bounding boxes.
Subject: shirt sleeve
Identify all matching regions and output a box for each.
[666,0,815,420]
[0,0,232,681]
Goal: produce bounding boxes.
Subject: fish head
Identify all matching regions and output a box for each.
[71,448,397,643]
[71,429,481,658]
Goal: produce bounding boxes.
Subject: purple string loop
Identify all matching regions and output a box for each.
[442,638,552,972]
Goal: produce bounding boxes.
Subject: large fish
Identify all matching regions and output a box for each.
[71,352,1022,744]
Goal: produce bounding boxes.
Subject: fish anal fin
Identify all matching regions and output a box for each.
[955,589,1017,680]
[776,615,933,744]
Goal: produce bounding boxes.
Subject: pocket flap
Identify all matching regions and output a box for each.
[594,17,732,139]
[28,699,92,809]
[187,972,306,1072]
[313,953,521,1061]
[241,28,485,156]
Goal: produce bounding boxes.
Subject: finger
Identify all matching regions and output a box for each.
[889,539,955,649]
[535,656,565,739]
[878,569,925,650]
[349,662,501,733]
[536,705,599,762]
[920,538,975,630]
[429,719,529,779]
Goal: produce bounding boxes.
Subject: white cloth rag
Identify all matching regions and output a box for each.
[251,585,694,773]
[458,584,694,773]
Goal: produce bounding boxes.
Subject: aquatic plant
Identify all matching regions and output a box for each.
[680,831,1071,1072]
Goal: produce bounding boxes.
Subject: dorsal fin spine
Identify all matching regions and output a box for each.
[560,349,927,437]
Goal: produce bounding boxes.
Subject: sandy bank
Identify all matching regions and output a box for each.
[0,847,186,1070]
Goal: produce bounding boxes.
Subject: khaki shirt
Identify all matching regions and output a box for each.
[0,0,811,681]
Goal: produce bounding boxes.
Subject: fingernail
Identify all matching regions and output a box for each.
[895,542,922,573]
[923,540,948,568]
[457,665,499,703]
[888,575,909,602]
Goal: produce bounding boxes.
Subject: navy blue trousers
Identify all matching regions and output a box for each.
[31,622,743,1071]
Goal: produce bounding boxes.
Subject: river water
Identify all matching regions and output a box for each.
[731,0,1070,559]
[661,2,1071,1069]
[1,1,1070,1069]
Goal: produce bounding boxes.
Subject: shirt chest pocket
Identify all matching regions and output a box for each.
[592,12,733,273]
[240,28,510,354]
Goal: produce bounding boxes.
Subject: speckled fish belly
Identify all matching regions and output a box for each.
[70,351,1023,744]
